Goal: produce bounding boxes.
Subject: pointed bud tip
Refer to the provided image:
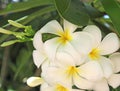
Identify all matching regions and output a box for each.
[27,77,43,87]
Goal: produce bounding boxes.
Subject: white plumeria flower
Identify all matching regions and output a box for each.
[32,32,80,68]
[41,82,84,91]
[27,77,84,91]
[83,25,120,78]
[83,25,120,59]
[33,20,94,65]
[42,52,103,90]
[91,52,120,91]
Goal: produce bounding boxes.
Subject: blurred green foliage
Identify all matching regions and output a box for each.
[0,0,120,91]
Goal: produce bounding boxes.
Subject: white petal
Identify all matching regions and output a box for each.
[98,57,114,78]
[41,82,72,91]
[33,31,44,50]
[108,74,120,88]
[41,67,72,86]
[40,20,63,35]
[44,38,60,62]
[56,52,76,68]
[93,79,109,91]
[27,77,43,87]
[40,83,49,91]
[83,25,102,47]
[58,42,84,65]
[33,50,47,68]
[79,61,103,81]
[63,19,78,33]
[41,60,50,72]
[41,67,60,85]
[72,89,84,91]
[70,32,94,55]
[109,52,120,73]
[42,86,54,91]
[98,33,120,55]
[74,75,93,90]
[40,83,55,91]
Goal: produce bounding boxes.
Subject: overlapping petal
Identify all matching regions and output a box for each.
[72,89,84,91]
[83,25,102,47]
[109,52,120,73]
[79,61,103,81]
[56,52,76,67]
[40,83,49,91]
[70,32,94,55]
[93,79,109,91]
[58,42,83,65]
[98,33,120,55]
[98,57,114,78]
[40,20,63,35]
[41,67,72,86]
[108,74,120,88]
[44,37,60,62]
[33,50,47,68]
[41,82,84,91]
[33,31,43,50]
[63,19,78,33]
[73,75,93,90]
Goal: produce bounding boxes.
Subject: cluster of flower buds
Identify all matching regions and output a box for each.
[27,20,120,91]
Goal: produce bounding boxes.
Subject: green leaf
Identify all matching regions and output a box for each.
[100,0,120,36]
[1,40,21,47]
[54,0,89,26]
[84,3,103,18]
[21,6,55,25]
[14,48,32,80]
[0,0,54,15]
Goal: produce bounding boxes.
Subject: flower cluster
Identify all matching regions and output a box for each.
[27,20,120,91]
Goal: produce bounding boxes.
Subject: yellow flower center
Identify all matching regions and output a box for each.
[55,84,68,91]
[89,48,100,60]
[66,66,79,78]
[58,30,72,44]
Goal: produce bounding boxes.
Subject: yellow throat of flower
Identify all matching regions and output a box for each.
[66,66,79,78]
[89,48,100,60]
[55,84,68,91]
[58,30,72,44]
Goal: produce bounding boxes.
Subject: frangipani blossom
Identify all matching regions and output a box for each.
[91,52,120,91]
[83,25,120,58]
[29,19,120,91]
[33,20,94,64]
[42,52,103,90]
[83,25,120,78]
[32,32,82,68]
[41,82,84,91]
[27,77,84,91]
